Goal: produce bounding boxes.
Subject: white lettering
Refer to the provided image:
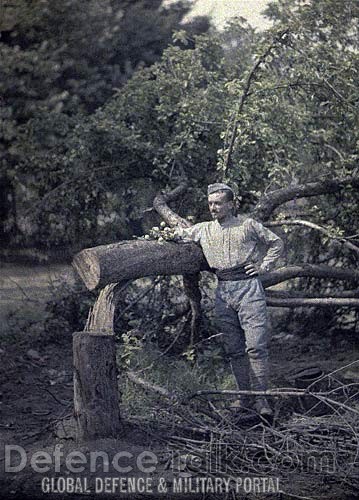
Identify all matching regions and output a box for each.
[112,451,132,473]
[137,451,157,473]
[30,451,52,473]
[66,451,87,473]
[5,445,27,473]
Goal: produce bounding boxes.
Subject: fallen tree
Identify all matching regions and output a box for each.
[73,175,359,310]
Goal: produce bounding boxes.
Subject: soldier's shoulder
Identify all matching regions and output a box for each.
[235,214,256,226]
[192,220,211,229]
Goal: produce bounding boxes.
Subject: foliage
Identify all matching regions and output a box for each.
[0,0,209,247]
[118,340,232,418]
[37,22,258,244]
[2,0,359,335]
[35,0,357,247]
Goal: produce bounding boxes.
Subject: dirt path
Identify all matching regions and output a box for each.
[0,263,75,334]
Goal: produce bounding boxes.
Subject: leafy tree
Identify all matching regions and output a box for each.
[26,20,261,246]
[0,0,209,247]
[66,0,359,335]
[3,0,359,320]
[56,0,358,242]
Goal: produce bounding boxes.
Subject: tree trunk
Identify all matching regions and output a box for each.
[84,282,127,332]
[182,272,202,344]
[73,331,122,440]
[73,240,207,291]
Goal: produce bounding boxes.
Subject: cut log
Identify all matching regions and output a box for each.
[72,240,207,291]
[73,331,122,440]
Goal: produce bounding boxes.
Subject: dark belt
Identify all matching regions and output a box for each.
[215,264,251,281]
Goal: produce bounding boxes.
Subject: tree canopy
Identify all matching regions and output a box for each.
[2,0,359,276]
[0,0,209,246]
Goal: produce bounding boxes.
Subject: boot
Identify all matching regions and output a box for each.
[253,397,273,418]
[229,354,251,411]
[250,357,273,418]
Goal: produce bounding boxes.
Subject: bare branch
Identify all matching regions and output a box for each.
[127,370,177,401]
[182,272,202,345]
[253,176,359,221]
[247,80,325,98]
[267,289,359,299]
[223,29,289,177]
[266,219,359,256]
[266,297,359,308]
[153,181,202,341]
[262,264,359,288]
[152,180,191,228]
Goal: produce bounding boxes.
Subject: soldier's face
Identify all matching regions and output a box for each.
[208,192,233,222]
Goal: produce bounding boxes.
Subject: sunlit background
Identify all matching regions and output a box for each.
[168,0,272,29]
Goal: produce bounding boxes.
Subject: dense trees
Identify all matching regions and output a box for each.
[63,0,358,246]
[2,0,359,327]
[0,0,209,247]
[68,0,359,337]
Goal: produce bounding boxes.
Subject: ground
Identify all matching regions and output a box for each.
[0,263,358,499]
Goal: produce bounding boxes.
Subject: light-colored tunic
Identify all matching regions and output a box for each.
[177,215,283,273]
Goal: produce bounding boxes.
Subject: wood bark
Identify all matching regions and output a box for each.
[73,239,207,291]
[261,264,359,288]
[73,241,359,293]
[153,183,203,343]
[73,331,122,440]
[253,176,359,221]
[267,289,359,299]
[182,272,202,344]
[152,180,191,229]
[266,288,359,307]
[266,297,359,308]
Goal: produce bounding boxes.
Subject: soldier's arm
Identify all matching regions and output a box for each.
[251,220,284,273]
[174,223,204,243]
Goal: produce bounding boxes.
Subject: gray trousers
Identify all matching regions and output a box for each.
[215,277,269,395]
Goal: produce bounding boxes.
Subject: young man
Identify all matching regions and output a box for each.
[178,183,284,417]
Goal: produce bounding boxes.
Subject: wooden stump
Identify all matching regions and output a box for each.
[73,331,122,440]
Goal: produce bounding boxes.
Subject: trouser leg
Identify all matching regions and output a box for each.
[234,278,272,415]
[214,291,250,403]
[233,278,269,390]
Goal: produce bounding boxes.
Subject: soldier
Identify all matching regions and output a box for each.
[178,183,284,417]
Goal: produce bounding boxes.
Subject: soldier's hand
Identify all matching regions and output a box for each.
[244,263,259,276]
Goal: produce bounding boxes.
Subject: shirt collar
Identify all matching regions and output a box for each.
[216,215,239,228]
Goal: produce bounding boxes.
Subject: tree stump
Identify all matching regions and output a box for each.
[73,331,122,440]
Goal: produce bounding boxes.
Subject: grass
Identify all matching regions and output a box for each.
[0,263,72,341]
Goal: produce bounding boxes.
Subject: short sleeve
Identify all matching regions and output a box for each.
[175,223,204,243]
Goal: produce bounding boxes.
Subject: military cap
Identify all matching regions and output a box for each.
[207,183,234,196]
